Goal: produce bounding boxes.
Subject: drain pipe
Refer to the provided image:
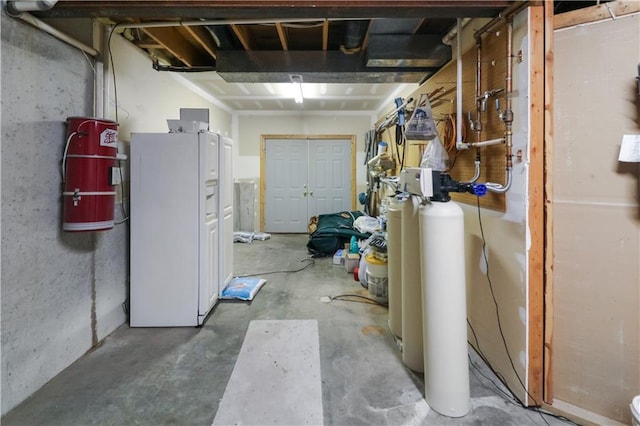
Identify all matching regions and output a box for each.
[485,17,514,193]
[6,1,99,57]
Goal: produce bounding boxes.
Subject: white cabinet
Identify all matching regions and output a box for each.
[199,217,218,315]
[130,131,233,327]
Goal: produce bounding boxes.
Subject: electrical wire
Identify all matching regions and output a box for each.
[61,131,76,181]
[107,26,119,124]
[233,258,315,278]
[474,196,579,426]
[328,294,387,306]
[106,26,130,225]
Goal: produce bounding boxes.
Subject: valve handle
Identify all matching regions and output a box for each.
[473,184,488,197]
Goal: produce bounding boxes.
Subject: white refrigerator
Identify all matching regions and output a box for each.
[129,130,233,327]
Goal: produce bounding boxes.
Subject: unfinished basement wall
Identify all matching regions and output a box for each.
[1,15,128,414]
[235,112,374,230]
[551,12,640,424]
[375,9,536,403]
[107,33,233,139]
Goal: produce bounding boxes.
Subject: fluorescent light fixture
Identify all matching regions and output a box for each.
[290,74,304,104]
[263,82,276,94]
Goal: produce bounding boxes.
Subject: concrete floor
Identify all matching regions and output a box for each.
[3,234,569,425]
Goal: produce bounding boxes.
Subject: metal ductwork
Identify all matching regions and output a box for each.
[366,34,451,68]
[340,20,369,53]
[205,25,243,50]
[215,50,438,83]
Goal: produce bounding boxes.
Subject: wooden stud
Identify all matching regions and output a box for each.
[275,21,289,50]
[527,3,545,407]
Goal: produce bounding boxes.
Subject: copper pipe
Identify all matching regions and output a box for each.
[504,17,514,170]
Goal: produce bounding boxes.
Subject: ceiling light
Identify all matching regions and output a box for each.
[263,82,276,94]
[290,74,304,104]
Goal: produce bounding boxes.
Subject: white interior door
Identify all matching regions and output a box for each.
[308,139,352,216]
[264,137,352,233]
[265,139,309,232]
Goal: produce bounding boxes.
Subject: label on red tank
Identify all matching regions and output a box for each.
[100,128,118,148]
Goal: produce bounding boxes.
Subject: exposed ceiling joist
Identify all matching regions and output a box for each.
[142,26,210,66]
[231,24,253,50]
[183,25,218,60]
[322,19,329,51]
[275,22,289,50]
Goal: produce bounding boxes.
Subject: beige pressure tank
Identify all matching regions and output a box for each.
[400,194,423,372]
[386,196,403,339]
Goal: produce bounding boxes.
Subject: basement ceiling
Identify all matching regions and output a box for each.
[34,1,610,112]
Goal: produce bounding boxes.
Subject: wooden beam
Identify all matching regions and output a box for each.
[231,24,253,50]
[527,2,545,408]
[360,19,372,51]
[40,1,513,20]
[543,0,555,405]
[134,41,163,49]
[141,26,208,66]
[275,21,289,50]
[412,17,426,33]
[322,19,329,51]
[183,25,218,60]
[554,0,640,30]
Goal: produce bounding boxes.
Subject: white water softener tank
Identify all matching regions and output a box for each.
[419,200,470,417]
[401,195,423,372]
[386,196,403,339]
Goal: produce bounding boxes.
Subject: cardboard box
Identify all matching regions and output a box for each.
[333,249,344,265]
[344,253,360,273]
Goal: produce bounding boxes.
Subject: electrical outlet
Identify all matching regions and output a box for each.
[110,167,122,186]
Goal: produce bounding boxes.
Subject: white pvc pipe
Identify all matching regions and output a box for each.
[15,12,99,57]
[466,137,505,148]
[387,197,403,339]
[115,17,366,30]
[400,195,423,373]
[6,0,57,14]
[420,201,470,417]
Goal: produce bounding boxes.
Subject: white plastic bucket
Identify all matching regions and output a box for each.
[631,395,640,426]
[365,254,388,305]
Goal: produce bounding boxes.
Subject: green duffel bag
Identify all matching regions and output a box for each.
[306,210,370,257]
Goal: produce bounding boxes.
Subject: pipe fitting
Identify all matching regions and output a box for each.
[6,0,57,16]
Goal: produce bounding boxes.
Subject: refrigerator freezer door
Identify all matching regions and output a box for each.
[130,133,200,327]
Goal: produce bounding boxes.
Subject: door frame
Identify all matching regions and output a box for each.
[260,134,357,232]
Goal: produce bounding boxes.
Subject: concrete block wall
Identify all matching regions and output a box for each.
[1,15,128,414]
